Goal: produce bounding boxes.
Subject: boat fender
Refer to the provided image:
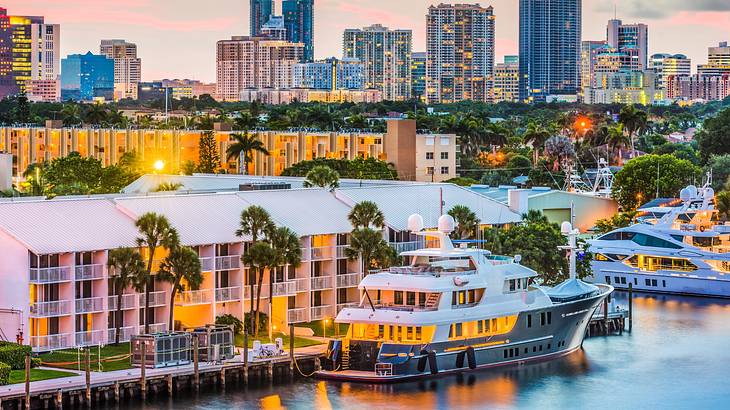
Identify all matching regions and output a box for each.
[466,346,476,370]
[428,351,438,375]
[456,350,465,368]
[417,349,429,372]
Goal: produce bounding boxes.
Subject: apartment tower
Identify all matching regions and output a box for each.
[283,0,314,62]
[100,39,141,100]
[250,0,274,37]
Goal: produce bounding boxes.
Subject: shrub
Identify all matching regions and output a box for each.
[0,342,31,370]
[215,314,244,335]
[31,357,42,369]
[0,362,10,386]
[243,312,268,335]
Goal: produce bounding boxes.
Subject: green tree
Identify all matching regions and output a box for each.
[84,103,108,125]
[348,201,385,229]
[135,212,179,334]
[697,108,730,163]
[612,154,701,210]
[225,132,269,175]
[153,182,183,192]
[594,211,638,234]
[523,121,553,165]
[107,248,145,344]
[281,157,398,180]
[717,191,730,221]
[197,130,220,174]
[448,205,479,240]
[303,165,340,191]
[607,124,630,166]
[266,226,302,338]
[157,246,203,331]
[618,104,648,159]
[705,154,730,190]
[345,228,392,273]
[242,241,277,336]
[60,103,81,125]
[15,93,31,123]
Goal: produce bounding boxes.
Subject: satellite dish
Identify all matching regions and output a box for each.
[514,254,522,264]
[561,221,573,235]
[679,188,690,202]
[407,214,424,232]
[687,185,698,199]
[438,214,455,233]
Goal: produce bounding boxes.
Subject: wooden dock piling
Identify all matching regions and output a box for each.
[24,353,30,410]
[193,337,200,390]
[628,283,633,332]
[85,348,91,406]
[140,343,147,396]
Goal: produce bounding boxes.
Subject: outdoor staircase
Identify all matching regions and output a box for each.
[341,345,350,370]
[425,293,440,309]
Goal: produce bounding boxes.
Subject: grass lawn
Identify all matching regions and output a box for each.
[296,320,348,338]
[8,368,77,384]
[234,333,323,349]
[39,342,132,372]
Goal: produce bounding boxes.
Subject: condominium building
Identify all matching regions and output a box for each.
[410,52,426,102]
[426,3,495,104]
[606,19,648,70]
[698,42,730,77]
[649,53,691,90]
[384,119,457,182]
[0,184,519,351]
[292,57,365,90]
[343,24,412,101]
[100,40,141,101]
[24,79,60,102]
[492,56,520,103]
[519,0,581,102]
[216,36,304,101]
[60,52,115,101]
[239,88,382,104]
[586,70,663,105]
[261,16,287,41]
[666,74,730,102]
[580,41,608,101]
[250,0,274,37]
[160,79,217,99]
[282,0,314,62]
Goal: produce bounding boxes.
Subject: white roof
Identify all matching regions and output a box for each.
[337,184,521,230]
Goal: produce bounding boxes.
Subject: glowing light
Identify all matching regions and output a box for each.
[153,160,165,171]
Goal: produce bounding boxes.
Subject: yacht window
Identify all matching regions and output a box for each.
[378,325,385,339]
[394,291,404,305]
[418,292,426,306]
[599,232,620,240]
[527,314,532,328]
[692,236,720,248]
[631,233,682,249]
[671,235,684,242]
[547,312,552,325]
[509,280,516,292]
[406,292,416,306]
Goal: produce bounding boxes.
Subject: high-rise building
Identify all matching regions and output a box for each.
[60,52,114,101]
[0,9,12,98]
[250,0,274,37]
[261,16,286,40]
[649,53,691,89]
[698,42,730,77]
[292,57,364,90]
[100,39,141,100]
[426,3,495,104]
[580,40,607,101]
[492,56,520,103]
[283,0,314,62]
[216,36,304,101]
[410,52,427,102]
[519,0,581,102]
[667,74,730,102]
[586,70,662,105]
[606,19,648,70]
[343,24,412,101]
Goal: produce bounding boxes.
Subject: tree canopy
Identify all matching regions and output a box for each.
[697,108,730,163]
[281,157,398,180]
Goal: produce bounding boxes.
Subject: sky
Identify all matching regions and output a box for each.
[7,0,730,83]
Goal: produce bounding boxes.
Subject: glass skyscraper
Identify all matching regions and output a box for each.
[250,0,273,37]
[283,0,314,62]
[519,0,581,102]
[60,52,114,101]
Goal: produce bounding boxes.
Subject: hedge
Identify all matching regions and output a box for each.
[0,362,10,386]
[0,342,32,370]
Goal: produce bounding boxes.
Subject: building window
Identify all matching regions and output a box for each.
[440,166,449,174]
[427,167,434,175]
[426,152,434,160]
[440,137,449,146]
[426,137,435,146]
[440,152,448,160]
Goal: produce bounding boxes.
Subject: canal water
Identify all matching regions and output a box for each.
[119,292,730,409]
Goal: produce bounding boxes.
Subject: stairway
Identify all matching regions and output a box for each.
[425,293,440,309]
[341,345,350,370]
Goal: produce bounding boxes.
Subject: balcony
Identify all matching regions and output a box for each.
[139,290,166,307]
[287,308,307,324]
[30,300,72,317]
[75,329,105,346]
[139,323,167,334]
[215,255,240,271]
[244,284,269,300]
[311,305,334,321]
[31,333,72,352]
[336,272,362,288]
[337,302,359,313]
[175,289,213,306]
[75,264,104,281]
[215,286,241,302]
[335,245,350,259]
[310,246,333,261]
[271,281,297,297]
[311,276,334,291]
[199,257,214,272]
[108,293,137,310]
[75,297,105,314]
[295,278,309,292]
[107,326,136,343]
[29,266,72,284]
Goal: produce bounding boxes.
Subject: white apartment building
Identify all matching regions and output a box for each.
[100,39,142,100]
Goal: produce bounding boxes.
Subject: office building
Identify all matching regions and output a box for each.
[239,88,382,104]
[580,41,607,101]
[698,42,730,77]
[283,0,314,61]
[492,56,520,103]
[60,52,114,101]
[25,79,60,102]
[666,74,730,102]
[606,19,648,70]
[586,70,663,105]
[649,53,691,89]
[410,52,426,102]
[100,39,141,100]
[250,0,274,37]
[261,15,287,40]
[292,57,364,90]
[343,24,412,101]
[426,3,495,104]
[519,0,581,102]
[161,79,217,99]
[0,9,12,98]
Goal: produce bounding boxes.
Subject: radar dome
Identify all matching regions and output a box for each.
[705,187,715,199]
[687,185,698,199]
[407,214,424,232]
[561,221,573,235]
[438,214,456,233]
[679,188,691,202]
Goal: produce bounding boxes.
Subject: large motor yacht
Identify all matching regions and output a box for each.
[588,183,730,298]
[316,214,612,382]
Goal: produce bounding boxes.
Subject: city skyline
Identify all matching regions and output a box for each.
[6,0,730,83]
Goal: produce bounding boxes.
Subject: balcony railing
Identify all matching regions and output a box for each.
[388,239,440,254]
[75,264,104,281]
[311,305,333,321]
[310,246,333,261]
[108,293,137,310]
[335,245,350,259]
[336,272,362,288]
[271,281,297,297]
[337,302,359,313]
[29,266,72,284]
[75,329,105,346]
[215,255,240,271]
[295,278,309,292]
[31,333,71,352]
[139,290,166,307]
[244,284,269,300]
[199,257,214,272]
[311,276,334,291]
[215,286,241,302]
[75,297,105,314]
[139,323,167,334]
[107,326,136,343]
[175,289,213,306]
[287,308,307,324]
[30,300,72,317]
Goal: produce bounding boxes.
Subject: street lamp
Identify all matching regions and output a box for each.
[153,160,165,173]
[323,318,329,338]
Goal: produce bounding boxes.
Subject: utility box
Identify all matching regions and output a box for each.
[190,325,235,363]
[131,332,192,368]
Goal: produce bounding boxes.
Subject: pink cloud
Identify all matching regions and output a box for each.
[661,11,730,30]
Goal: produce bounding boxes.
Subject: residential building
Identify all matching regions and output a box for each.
[25,79,60,102]
[60,52,114,101]
[666,74,730,102]
[410,52,426,102]
[261,15,287,40]
[282,0,314,62]
[216,36,304,101]
[586,70,663,105]
[250,0,274,37]
[698,42,730,77]
[580,41,607,101]
[426,3,495,104]
[492,55,520,103]
[649,53,691,89]
[160,79,217,99]
[606,19,648,70]
[383,119,457,182]
[100,39,141,100]
[519,0,581,102]
[343,25,412,101]
[239,88,382,104]
[0,9,13,98]
[292,57,364,90]
[137,81,167,102]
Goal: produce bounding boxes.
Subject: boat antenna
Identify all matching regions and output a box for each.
[363,287,376,312]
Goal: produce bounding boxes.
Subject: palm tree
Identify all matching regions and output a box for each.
[448,205,479,240]
[84,103,108,125]
[153,182,183,192]
[60,103,81,126]
[157,246,203,331]
[234,112,258,130]
[523,121,553,165]
[607,124,631,166]
[716,191,730,221]
[345,228,387,273]
[226,132,270,175]
[267,227,302,339]
[135,212,179,334]
[236,206,274,332]
[618,105,648,159]
[347,201,385,229]
[107,248,145,344]
[242,241,277,336]
[303,166,340,191]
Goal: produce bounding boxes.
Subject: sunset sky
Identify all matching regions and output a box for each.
[7,0,730,82]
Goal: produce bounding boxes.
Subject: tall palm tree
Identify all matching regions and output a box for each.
[347,201,385,229]
[267,227,302,339]
[157,246,203,331]
[448,205,479,240]
[607,124,631,166]
[236,206,274,332]
[107,248,145,344]
[716,191,730,221]
[345,228,389,273]
[242,241,277,336]
[84,103,108,125]
[226,132,270,175]
[135,212,179,334]
[618,105,648,159]
[60,103,81,126]
[303,166,340,191]
[523,121,553,165]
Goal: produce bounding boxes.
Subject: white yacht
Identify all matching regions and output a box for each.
[589,183,730,298]
[316,214,612,382]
